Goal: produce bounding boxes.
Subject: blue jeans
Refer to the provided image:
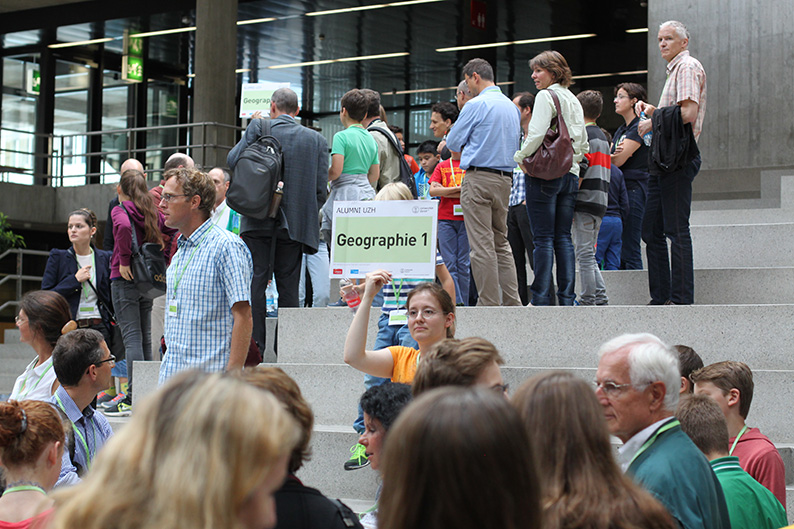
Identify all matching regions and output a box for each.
[437,219,470,305]
[596,215,623,270]
[352,312,418,434]
[621,179,647,270]
[299,241,330,307]
[526,173,578,306]
[111,279,153,398]
[642,154,701,305]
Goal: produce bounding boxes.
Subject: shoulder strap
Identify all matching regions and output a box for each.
[545,89,570,140]
[118,203,140,253]
[369,126,405,156]
[329,499,359,528]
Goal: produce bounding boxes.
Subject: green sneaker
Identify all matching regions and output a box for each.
[103,395,132,417]
[344,442,369,471]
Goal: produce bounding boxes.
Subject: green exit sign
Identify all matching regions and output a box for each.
[122,30,144,83]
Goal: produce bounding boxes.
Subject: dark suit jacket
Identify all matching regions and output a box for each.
[227,114,329,253]
[41,247,113,318]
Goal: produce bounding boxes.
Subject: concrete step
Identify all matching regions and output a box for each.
[588,267,794,306]
[692,173,794,225]
[4,329,20,344]
[0,343,36,360]
[278,305,794,371]
[690,222,794,268]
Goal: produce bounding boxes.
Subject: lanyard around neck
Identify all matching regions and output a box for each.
[729,424,748,456]
[73,249,96,299]
[17,357,54,399]
[172,226,212,296]
[2,485,46,496]
[55,393,97,470]
[629,419,680,467]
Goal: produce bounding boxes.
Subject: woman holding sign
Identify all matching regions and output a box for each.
[344,271,456,385]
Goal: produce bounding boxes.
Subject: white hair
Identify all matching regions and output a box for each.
[598,333,680,411]
[659,20,689,41]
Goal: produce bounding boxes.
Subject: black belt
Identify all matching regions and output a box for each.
[76,318,103,328]
[467,166,512,177]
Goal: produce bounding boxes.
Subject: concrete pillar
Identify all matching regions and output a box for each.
[194,0,238,168]
[649,1,794,201]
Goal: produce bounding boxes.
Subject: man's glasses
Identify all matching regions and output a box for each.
[95,354,116,367]
[160,193,190,203]
[593,380,633,398]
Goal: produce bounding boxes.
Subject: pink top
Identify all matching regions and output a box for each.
[0,508,53,529]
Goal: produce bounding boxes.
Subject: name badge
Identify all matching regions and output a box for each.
[388,309,408,326]
[453,204,464,216]
[78,301,95,315]
[168,300,179,317]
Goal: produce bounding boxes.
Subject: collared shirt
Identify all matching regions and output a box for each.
[617,416,676,472]
[210,199,240,235]
[659,50,707,141]
[160,218,253,384]
[445,85,521,172]
[50,385,114,487]
[509,168,526,206]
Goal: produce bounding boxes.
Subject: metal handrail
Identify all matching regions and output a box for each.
[0,249,49,315]
[1,121,245,186]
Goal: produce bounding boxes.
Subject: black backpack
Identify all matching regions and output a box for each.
[368,124,419,198]
[227,120,284,220]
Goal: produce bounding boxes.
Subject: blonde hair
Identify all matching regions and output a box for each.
[49,371,299,529]
[375,182,412,201]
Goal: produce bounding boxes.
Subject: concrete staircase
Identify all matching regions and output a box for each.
[2,173,794,520]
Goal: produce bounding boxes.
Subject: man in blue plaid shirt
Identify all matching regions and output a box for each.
[158,168,253,385]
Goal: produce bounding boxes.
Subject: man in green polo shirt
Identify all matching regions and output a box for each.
[678,394,787,529]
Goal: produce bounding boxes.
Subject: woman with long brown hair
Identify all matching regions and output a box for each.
[0,400,65,528]
[105,169,175,416]
[512,371,677,529]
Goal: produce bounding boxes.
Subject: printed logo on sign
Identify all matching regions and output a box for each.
[350,269,359,274]
[333,269,343,275]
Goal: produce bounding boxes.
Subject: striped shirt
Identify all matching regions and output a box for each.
[160,219,253,384]
[381,251,444,313]
[51,385,114,487]
[659,50,707,141]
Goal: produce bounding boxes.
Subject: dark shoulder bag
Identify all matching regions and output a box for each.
[120,204,167,299]
[522,89,574,181]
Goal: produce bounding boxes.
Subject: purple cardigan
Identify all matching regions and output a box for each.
[110,201,176,280]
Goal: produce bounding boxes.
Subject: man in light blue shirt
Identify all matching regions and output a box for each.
[159,167,253,384]
[446,58,521,306]
[50,329,115,487]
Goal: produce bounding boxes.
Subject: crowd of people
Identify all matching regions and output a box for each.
[2,17,787,529]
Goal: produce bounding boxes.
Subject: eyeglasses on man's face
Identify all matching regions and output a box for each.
[160,193,190,203]
[95,354,116,367]
[593,380,633,398]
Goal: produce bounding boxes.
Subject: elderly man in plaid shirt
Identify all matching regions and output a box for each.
[158,168,253,385]
[636,20,706,306]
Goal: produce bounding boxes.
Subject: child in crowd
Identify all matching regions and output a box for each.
[389,125,420,174]
[573,90,611,305]
[429,148,469,305]
[321,89,379,247]
[596,128,629,270]
[414,140,440,200]
[429,101,459,160]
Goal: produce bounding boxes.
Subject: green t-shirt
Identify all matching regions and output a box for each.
[710,456,788,529]
[331,124,379,175]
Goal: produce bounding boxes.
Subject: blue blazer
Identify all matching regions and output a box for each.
[41,247,113,318]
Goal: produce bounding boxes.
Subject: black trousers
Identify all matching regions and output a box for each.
[507,203,535,306]
[242,229,303,350]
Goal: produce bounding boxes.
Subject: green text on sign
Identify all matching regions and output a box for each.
[334,216,432,263]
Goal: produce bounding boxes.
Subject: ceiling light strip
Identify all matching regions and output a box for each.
[237,17,278,25]
[626,28,649,33]
[571,69,647,80]
[436,33,597,53]
[130,27,196,38]
[48,37,116,49]
[268,51,409,69]
[307,0,443,16]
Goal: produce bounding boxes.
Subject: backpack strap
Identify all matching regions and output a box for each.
[329,499,360,528]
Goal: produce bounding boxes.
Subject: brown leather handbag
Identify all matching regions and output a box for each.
[522,89,573,181]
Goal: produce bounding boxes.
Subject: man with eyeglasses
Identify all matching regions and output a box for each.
[158,167,253,385]
[595,333,730,529]
[49,329,115,487]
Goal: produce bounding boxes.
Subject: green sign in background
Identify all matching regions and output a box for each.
[333,216,433,263]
